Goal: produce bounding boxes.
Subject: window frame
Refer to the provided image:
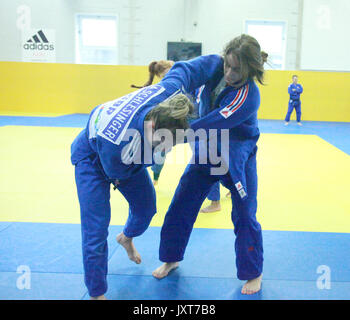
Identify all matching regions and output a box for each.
[244,19,287,70]
[75,13,119,65]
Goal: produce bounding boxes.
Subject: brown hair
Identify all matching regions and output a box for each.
[145,94,194,136]
[261,51,268,64]
[131,60,175,89]
[223,34,268,88]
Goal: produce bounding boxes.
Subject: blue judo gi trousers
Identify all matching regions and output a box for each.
[74,154,156,297]
[285,99,301,123]
[159,150,263,280]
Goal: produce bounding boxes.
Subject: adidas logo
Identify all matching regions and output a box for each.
[23,30,54,51]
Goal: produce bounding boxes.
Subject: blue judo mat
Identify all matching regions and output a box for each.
[0,222,349,300]
[1,115,349,300]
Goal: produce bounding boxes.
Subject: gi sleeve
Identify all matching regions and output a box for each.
[297,85,303,94]
[288,85,294,94]
[161,54,224,94]
[190,82,260,132]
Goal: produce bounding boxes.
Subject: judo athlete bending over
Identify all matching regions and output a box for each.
[71,55,223,300]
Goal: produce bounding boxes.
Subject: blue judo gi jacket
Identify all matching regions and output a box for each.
[288,83,303,101]
[71,54,224,180]
[191,75,261,201]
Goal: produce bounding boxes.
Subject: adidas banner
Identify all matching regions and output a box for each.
[22,29,56,62]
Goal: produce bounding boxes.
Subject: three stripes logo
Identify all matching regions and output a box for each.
[23,30,54,51]
[219,84,249,119]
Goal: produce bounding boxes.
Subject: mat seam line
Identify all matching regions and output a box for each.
[1,270,350,284]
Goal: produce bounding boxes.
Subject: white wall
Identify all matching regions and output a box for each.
[0,0,74,63]
[183,0,300,70]
[69,0,186,64]
[300,0,350,71]
[0,0,185,65]
[0,0,349,71]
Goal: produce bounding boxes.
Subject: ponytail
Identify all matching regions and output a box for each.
[130,60,174,89]
[131,61,157,88]
[261,51,268,64]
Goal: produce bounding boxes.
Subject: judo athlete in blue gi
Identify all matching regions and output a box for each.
[284,75,303,126]
[153,34,268,295]
[70,54,223,300]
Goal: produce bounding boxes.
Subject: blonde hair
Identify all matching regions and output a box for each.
[146,94,194,133]
[223,34,268,87]
[131,60,175,88]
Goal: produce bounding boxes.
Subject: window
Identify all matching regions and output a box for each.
[76,14,118,65]
[245,20,287,70]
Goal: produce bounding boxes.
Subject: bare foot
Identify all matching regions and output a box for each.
[225,191,231,198]
[200,201,221,213]
[116,232,141,264]
[152,262,179,279]
[90,294,107,300]
[241,274,262,295]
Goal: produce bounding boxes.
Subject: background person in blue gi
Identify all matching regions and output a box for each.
[284,75,303,126]
[71,55,223,300]
[153,34,268,295]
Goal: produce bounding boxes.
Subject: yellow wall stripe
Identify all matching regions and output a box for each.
[1,62,349,122]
